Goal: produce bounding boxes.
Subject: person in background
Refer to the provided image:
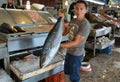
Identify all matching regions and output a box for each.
[1,0,16,9]
[59,0,91,82]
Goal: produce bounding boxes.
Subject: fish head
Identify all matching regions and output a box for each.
[40,46,58,68]
[39,48,50,68]
[40,55,46,68]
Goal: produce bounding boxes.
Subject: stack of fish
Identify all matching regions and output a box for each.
[0,22,25,34]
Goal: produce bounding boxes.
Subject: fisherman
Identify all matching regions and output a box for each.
[1,0,16,9]
[59,0,91,82]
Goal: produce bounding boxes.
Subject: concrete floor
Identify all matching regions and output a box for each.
[80,38,120,82]
[39,38,120,82]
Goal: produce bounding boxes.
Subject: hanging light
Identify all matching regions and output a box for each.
[109,5,112,8]
[85,0,105,5]
[65,0,68,6]
[117,5,119,8]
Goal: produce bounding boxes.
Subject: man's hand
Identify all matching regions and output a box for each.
[58,12,65,20]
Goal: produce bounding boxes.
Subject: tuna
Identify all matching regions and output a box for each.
[40,17,63,68]
[0,23,17,33]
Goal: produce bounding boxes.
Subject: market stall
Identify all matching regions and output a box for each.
[0,9,67,82]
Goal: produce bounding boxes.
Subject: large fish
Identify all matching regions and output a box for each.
[0,23,17,34]
[40,17,63,68]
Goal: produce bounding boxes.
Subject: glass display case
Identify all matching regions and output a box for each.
[0,9,15,25]
[6,9,35,27]
[24,10,49,25]
[24,10,57,25]
[0,9,57,27]
[38,11,57,24]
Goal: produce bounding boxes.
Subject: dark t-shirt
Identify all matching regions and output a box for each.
[1,3,16,9]
[67,18,91,56]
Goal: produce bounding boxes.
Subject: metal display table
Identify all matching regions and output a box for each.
[86,26,115,56]
[0,40,9,73]
[0,40,7,59]
[0,25,67,82]
[0,9,67,82]
[0,25,67,76]
[10,53,64,82]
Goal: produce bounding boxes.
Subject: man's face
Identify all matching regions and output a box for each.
[75,3,87,18]
[8,0,13,4]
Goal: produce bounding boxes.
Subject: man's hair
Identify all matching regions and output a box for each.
[75,0,88,9]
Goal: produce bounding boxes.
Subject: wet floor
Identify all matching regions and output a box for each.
[39,38,120,82]
[80,38,120,82]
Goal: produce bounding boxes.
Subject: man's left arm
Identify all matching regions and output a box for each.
[61,34,85,48]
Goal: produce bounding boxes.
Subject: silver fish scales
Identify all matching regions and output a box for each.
[40,17,63,68]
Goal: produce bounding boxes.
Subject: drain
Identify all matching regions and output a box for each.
[113,61,120,69]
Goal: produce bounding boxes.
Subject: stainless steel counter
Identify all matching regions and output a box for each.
[10,49,65,82]
[0,40,7,59]
[0,9,67,81]
[0,40,9,73]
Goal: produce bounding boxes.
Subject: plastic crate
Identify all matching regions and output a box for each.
[45,71,64,82]
[99,45,112,54]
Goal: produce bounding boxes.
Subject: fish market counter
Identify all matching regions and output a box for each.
[0,9,67,82]
[0,41,13,81]
[0,40,8,59]
[0,40,10,72]
[0,25,67,82]
[10,52,65,82]
[0,21,67,82]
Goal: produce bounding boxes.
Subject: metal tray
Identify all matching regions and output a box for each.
[90,26,112,37]
[86,39,115,49]
[10,54,64,80]
[0,25,68,52]
[0,25,51,52]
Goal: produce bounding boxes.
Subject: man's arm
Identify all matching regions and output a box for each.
[62,23,70,35]
[61,34,85,48]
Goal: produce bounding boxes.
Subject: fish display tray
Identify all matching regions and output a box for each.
[0,26,50,52]
[0,25,68,52]
[0,26,50,41]
[90,27,111,37]
[86,39,115,49]
[10,53,65,80]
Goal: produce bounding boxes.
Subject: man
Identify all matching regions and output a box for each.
[60,0,91,82]
[1,0,16,9]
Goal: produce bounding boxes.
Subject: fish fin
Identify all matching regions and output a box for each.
[57,51,65,60]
